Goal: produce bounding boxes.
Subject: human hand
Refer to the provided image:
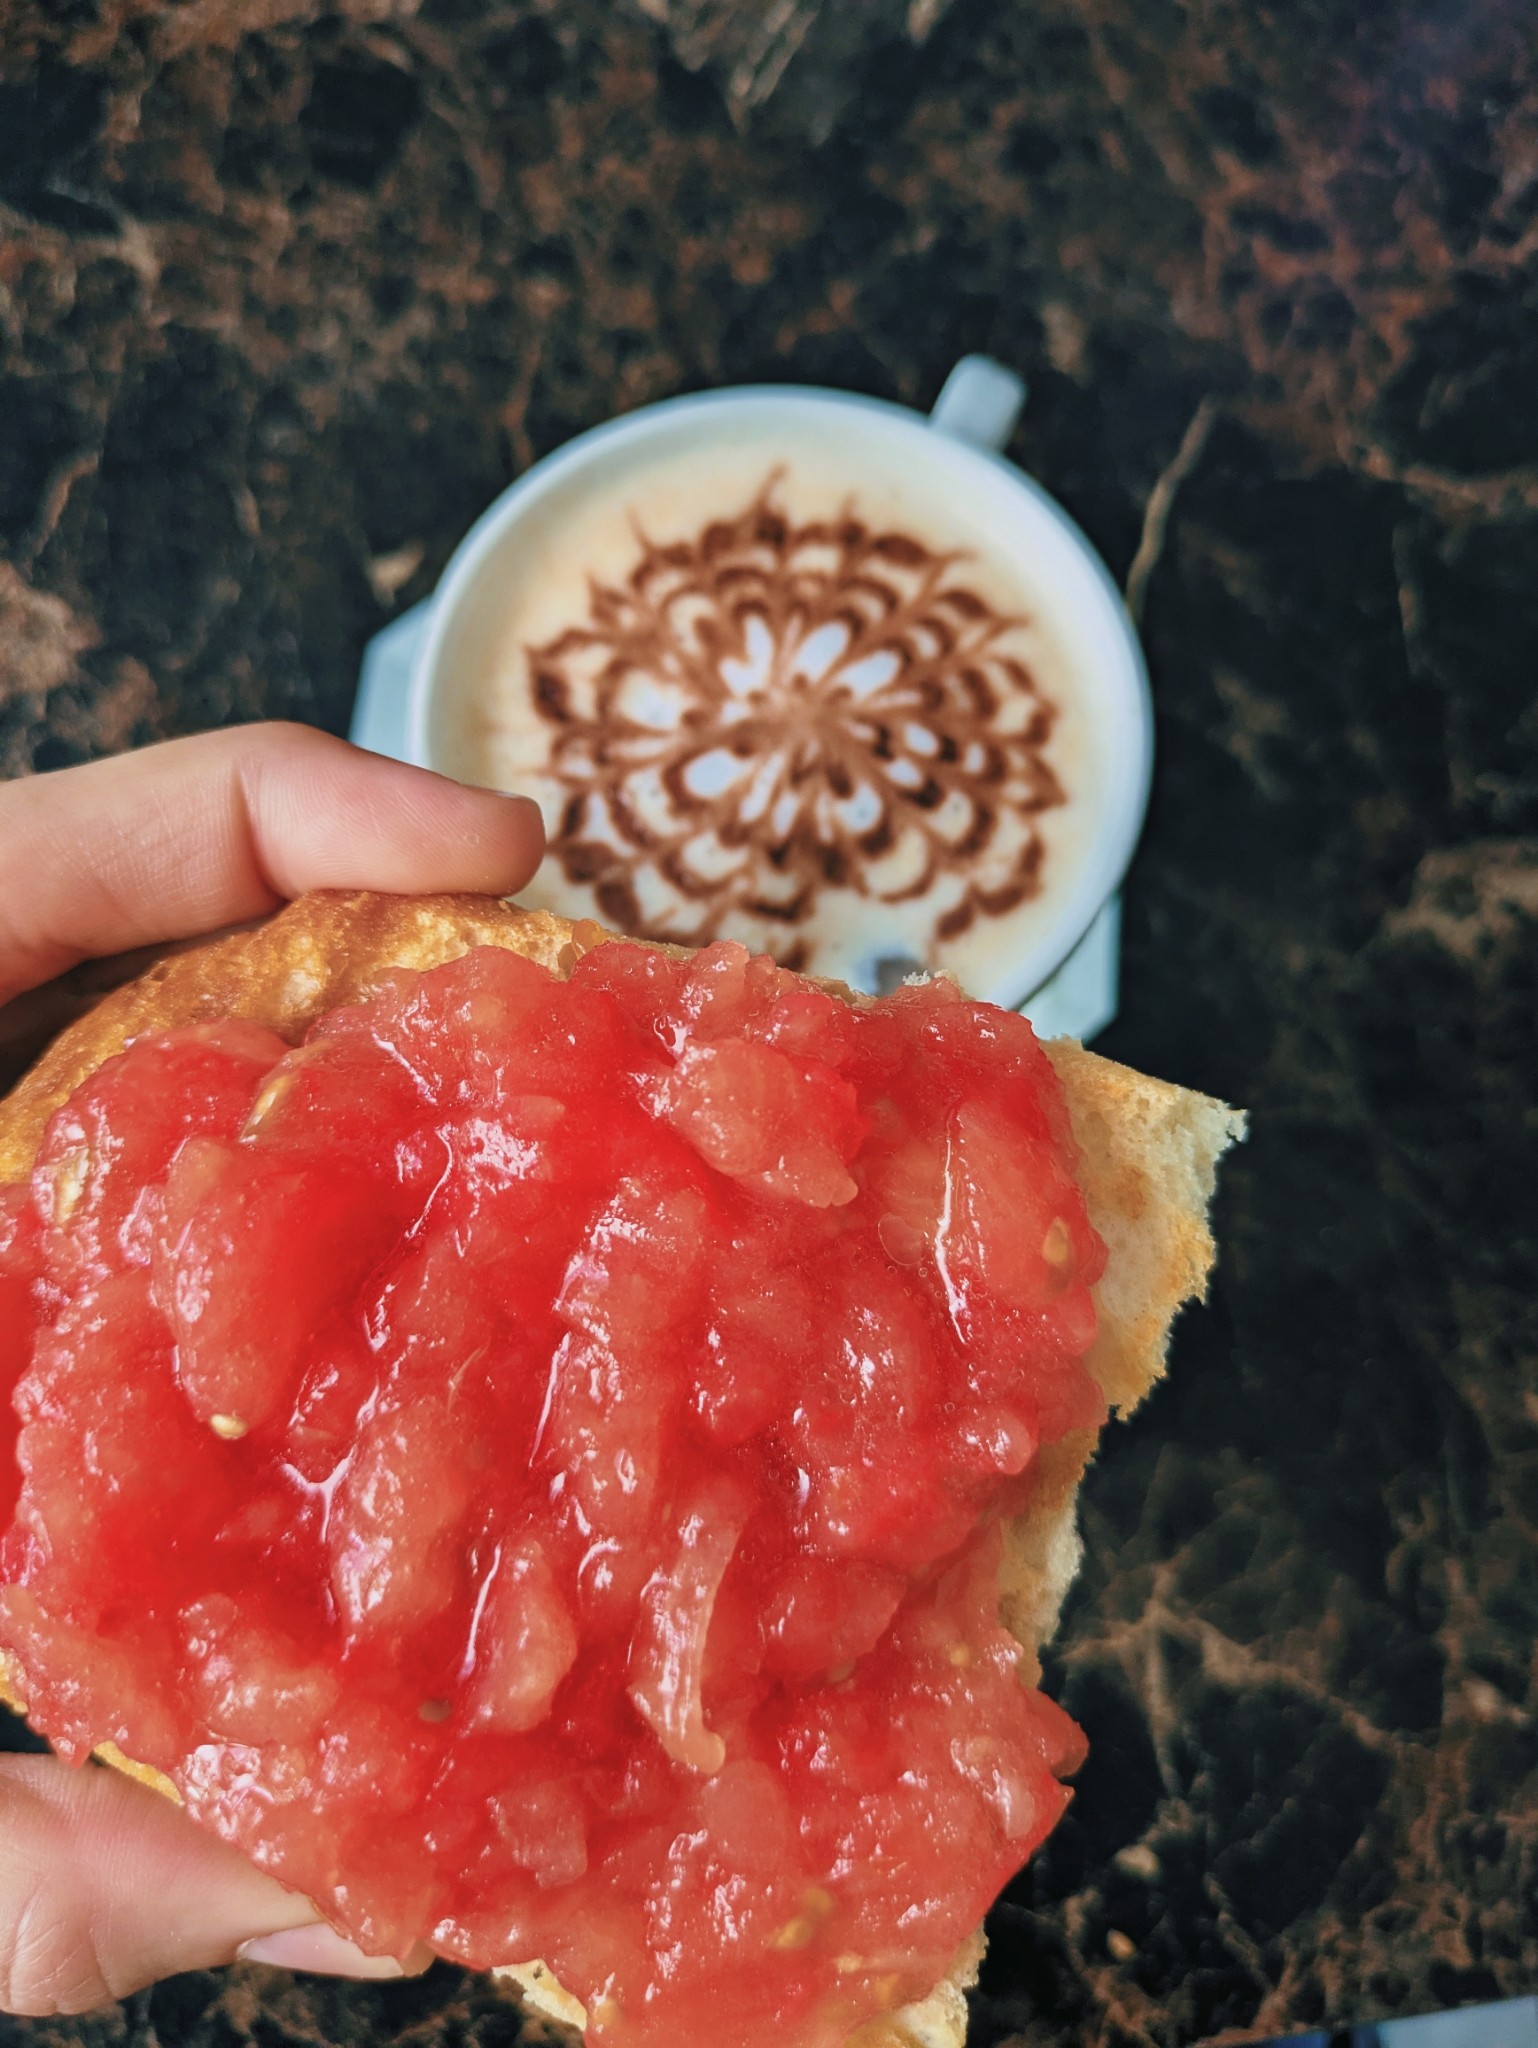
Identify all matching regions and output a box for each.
[0,723,545,2012]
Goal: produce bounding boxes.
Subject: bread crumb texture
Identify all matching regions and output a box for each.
[0,891,1243,2046]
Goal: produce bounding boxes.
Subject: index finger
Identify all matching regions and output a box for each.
[0,725,546,1006]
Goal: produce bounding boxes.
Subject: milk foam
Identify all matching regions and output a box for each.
[436,413,1107,1005]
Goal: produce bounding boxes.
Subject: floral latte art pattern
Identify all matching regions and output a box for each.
[528,482,1064,971]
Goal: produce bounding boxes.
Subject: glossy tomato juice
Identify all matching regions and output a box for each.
[0,938,1104,2048]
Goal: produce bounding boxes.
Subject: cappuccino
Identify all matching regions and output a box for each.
[431,400,1122,1007]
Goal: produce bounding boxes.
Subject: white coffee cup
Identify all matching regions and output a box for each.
[353,359,1152,1035]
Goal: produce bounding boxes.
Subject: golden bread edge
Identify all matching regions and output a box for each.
[0,890,1244,2048]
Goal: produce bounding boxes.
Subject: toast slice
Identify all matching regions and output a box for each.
[0,891,1243,2047]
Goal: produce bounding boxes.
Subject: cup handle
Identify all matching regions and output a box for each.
[928,355,1027,453]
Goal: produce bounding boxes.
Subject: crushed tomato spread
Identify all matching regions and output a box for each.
[0,938,1105,2047]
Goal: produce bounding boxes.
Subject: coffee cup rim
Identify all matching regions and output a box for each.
[407,381,1153,1015]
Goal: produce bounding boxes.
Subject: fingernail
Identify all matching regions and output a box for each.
[492,790,546,826]
[237,1923,412,1978]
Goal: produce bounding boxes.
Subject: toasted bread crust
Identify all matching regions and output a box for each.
[0,892,1243,2047]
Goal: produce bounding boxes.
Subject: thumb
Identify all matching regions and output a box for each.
[0,1755,419,2015]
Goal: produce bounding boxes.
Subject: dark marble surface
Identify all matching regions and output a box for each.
[2,0,1537,2044]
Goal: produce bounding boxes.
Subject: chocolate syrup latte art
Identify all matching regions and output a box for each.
[526,482,1064,973]
[444,417,1107,1000]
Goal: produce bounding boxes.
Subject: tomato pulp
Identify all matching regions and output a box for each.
[0,939,1105,2047]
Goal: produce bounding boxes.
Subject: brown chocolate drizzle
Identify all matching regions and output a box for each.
[524,479,1064,961]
